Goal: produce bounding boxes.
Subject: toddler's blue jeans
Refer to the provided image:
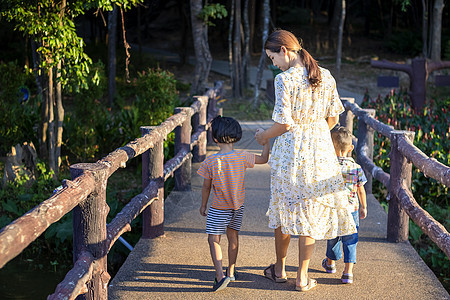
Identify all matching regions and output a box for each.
[326,211,359,263]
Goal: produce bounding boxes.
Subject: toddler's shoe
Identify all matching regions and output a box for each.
[212,276,230,292]
[321,258,336,273]
[226,268,238,281]
[341,273,354,284]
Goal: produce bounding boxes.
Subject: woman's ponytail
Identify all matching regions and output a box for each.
[299,49,321,89]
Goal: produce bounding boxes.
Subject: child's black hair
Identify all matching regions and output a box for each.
[211,116,242,144]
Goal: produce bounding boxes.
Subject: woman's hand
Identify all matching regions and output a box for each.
[255,128,269,145]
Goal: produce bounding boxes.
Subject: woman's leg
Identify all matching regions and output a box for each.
[297,235,315,287]
[226,227,239,276]
[274,226,290,278]
[208,234,225,281]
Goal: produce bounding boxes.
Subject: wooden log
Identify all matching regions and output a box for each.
[97,111,189,178]
[106,179,160,250]
[395,186,450,259]
[387,131,415,242]
[164,149,193,181]
[174,107,192,191]
[339,97,355,132]
[48,251,95,300]
[0,173,95,268]
[192,96,208,162]
[357,153,391,189]
[141,127,165,239]
[356,109,376,194]
[207,82,222,144]
[397,137,450,187]
[343,100,394,137]
[70,163,110,299]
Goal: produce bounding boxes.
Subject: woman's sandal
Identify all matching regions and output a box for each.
[263,264,287,283]
[295,278,317,292]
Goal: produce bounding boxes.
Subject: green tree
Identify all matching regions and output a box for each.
[1,0,142,177]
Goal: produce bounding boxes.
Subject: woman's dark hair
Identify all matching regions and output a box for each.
[264,29,322,88]
[211,116,242,144]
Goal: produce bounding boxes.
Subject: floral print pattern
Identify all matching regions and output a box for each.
[267,66,357,240]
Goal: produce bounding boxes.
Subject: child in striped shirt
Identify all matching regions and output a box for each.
[198,116,269,292]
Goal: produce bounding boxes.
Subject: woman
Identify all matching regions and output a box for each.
[255,29,356,292]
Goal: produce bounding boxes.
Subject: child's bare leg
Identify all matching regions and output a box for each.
[344,262,354,274]
[208,234,225,280]
[327,258,335,266]
[226,227,239,276]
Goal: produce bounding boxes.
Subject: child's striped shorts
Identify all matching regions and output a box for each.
[206,205,245,235]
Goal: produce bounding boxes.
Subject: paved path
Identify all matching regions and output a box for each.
[108,126,449,300]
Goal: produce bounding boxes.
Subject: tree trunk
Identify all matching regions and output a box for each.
[249,0,256,54]
[232,0,243,98]
[108,7,118,107]
[31,40,48,160]
[190,0,212,95]
[54,0,65,178]
[178,0,189,65]
[336,0,346,77]
[328,0,341,51]
[242,0,250,88]
[252,0,269,105]
[228,0,235,93]
[430,0,444,61]
[55,61,64,177]
[48,67,56,175]
[422,0,429,57]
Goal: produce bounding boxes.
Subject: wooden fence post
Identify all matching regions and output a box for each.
[174,107,192,191]
[356,109,376,194]
[387,130,415,242]
[339,97,355,132]
[70,163,110,300]
[141,126,164,239]
[192,96,208,162]
[207,90,218,145]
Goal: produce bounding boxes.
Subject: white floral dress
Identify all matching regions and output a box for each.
[267,66,357,240]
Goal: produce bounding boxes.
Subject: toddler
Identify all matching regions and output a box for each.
[197,116,269,292]
[322,126,367,284]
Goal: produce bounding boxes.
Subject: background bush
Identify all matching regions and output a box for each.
[362,90,449,290]
[0,61,39,156]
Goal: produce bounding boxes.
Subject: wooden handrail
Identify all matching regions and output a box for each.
[342,98,449,259]
[0,173,95,268]
[397,136,450,187]
[395,185,450,258]
[0,81,223,299]
[48,251,96,300]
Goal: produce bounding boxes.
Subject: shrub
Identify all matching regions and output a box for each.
[361,90,449,289]
[0,61,39,156]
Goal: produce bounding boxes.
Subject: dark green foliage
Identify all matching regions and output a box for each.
[0,61,39,156]
[386,31,422,56]
[362,90,449,289]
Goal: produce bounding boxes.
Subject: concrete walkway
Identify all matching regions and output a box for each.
[108,126,449,300]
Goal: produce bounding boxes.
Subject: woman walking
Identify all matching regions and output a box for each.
[255,29,357,292]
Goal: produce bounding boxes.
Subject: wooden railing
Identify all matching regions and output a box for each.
[339,97,450,259]
[0,81,223,300]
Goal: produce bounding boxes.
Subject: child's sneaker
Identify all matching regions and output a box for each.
[321,258,336,273]
[341,273,354,284]
[212,277,230,292]
[226,268,238,281]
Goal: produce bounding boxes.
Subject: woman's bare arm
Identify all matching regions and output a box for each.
[255,123,290,145]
